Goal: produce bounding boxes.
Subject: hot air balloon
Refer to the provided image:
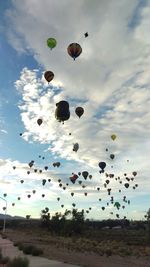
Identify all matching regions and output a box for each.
[3,194,7,197]
[75,107,84,118]
[82,171,88,180]
[132,171,137,176]
[70,174,78,184]
[28,161,34,168]
[44,71,54,83]
[42,179,46,186]
[111,134,116,141]
[57,197,60,201]
[124,183,129,188]
[47,38,57,50]
[114,202,121,210]
[102,207,105,211]
[55,101,70,123]
[42,194,45,198]
[37,118,43,126]
[110,154,115,160]
[73,143,79,152]
[99,162,106,172]
[32,190,36,194]
[18,197,21,201]
[67,43,82,60]
[13,166,16,170]
[84,32,88,38]
[84,192,87,196]
[20,180,24,184]
[48,179,51,182]
[44,166,48,171]
[71,192,74,197]
[56,162,60,167]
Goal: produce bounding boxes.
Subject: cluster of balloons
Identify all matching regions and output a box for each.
[9,33,139,220]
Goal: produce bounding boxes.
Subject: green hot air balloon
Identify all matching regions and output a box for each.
[114,202,121,210]
[47,38,57,50]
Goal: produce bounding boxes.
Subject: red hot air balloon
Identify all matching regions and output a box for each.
[44,71,54,83]
[67,43,82,60]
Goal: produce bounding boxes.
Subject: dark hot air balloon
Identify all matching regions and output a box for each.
[75,107,84,118]
[67,43,82,60]
[37,118,43,126]
[55,100,70,123]
[44,71,54,83]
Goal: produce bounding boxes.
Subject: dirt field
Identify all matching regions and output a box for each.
[4,228,150,267]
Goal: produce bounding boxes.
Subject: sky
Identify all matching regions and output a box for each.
[0,0,150,220]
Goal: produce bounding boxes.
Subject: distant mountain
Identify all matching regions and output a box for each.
[0,213,25,220]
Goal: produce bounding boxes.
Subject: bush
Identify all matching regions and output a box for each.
[18,243,24,251]
[0,248,2,259]
[22,245,35,255]
[1,233,7,239]
[7,257,29,267]
[0,256,10,264]
[105,248,112,257]
[31,247,43,256]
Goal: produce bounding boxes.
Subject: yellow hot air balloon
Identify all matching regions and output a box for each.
[111,134,116,141]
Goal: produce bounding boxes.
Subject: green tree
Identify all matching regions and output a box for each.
[146,208,150,244]
[40,207,50,227]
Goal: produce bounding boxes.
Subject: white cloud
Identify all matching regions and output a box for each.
[2,0,150,218]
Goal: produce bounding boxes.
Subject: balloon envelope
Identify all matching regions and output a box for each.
[44,71,54,83]
[67,43,82,60]
[37,118,42,126]
[47,38,57,49]
[75,107,84,118]
[111,134,117,141]
[55,101,70,122]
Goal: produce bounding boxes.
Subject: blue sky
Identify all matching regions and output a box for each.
[0,0,150,220]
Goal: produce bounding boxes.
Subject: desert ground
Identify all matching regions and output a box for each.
[3,227,150,267]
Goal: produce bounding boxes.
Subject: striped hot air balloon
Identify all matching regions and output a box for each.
[67,43,82,60]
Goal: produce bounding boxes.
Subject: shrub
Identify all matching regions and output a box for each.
[0,249,2,259]
[105,248,112,257]
[18,243,24,251]
[1,233,7,239]
[31,247,43,256]
[22,245,35,255]
[0,256,10,264]
[7,257,29,267]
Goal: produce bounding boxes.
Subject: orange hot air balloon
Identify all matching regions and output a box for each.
[44,71,54,83]
[67,43,82,60]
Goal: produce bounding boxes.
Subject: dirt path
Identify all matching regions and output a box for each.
[0,237,80,267]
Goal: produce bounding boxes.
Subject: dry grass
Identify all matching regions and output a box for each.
[4,227,150,267]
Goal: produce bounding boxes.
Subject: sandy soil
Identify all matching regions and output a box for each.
[5,229,150,267]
